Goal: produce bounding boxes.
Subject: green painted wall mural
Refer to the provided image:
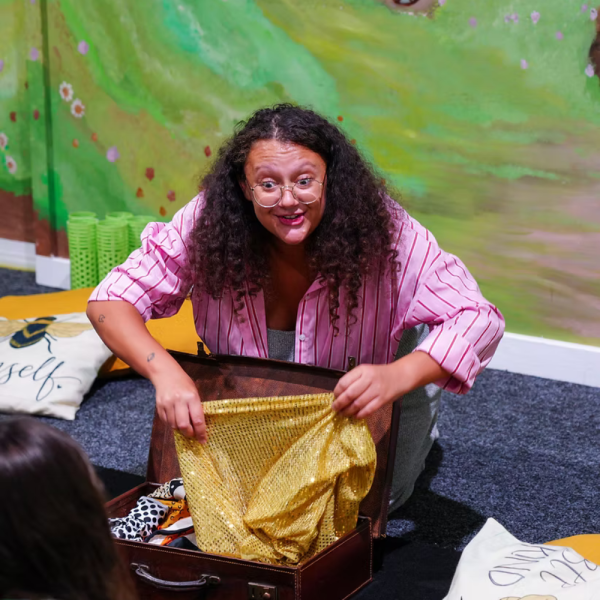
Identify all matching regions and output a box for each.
[1,0,599,346]
[0,0,35,244]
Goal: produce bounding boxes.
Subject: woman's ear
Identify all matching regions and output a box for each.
[239,178,252,201]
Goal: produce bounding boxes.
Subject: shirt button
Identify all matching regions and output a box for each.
[298,334,306,341]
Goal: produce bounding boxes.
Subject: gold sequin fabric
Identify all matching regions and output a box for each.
[175,393,376,565]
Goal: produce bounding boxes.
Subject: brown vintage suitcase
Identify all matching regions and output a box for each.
[106,346,401,600]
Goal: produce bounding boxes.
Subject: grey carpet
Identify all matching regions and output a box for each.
[0,376,156,476]
[1,267,599,552]
[0,267,56,297]
[388,369,600,549]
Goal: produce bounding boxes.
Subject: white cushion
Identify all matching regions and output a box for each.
[444,518,600,600]
[0,312,112,420]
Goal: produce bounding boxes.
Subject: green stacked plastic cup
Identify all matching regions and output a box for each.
[67,216,99,289]
[96,219,129,282]
[128,215,155,254]
[69,211,97,220]
[106,211,134,222]
[106,212,134,251]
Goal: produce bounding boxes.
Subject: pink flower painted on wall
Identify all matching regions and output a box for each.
[591,8,598,20]
[59,82,73,102]
[0,60,4,72]
[0,133,7,150]
[438,0,446,5]
[556,31,564,40]
[521,59,529,69]
[469,17,477,27]
[5,156,17,174]
[585,64,595,77]
[531,11,540,24]
[582,4,589,12]
[71,99,85,118]
[106,146,120,162]
[78,41,89,55]
[30,48,39,61]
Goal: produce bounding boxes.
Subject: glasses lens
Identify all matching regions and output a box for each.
[294,179,321,204]
[254,184,281,207]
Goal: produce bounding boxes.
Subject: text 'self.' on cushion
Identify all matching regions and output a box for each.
[0,312,112,420]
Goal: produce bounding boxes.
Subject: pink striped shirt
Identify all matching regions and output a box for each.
[90,194,504,394]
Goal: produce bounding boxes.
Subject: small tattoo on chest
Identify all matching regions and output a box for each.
[147,353,155,362]
[98,314,105,323]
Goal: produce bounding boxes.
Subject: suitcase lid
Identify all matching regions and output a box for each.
[146,345,401,538]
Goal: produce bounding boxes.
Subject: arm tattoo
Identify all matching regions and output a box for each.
[147,352,155,362]
[98,314,105,323]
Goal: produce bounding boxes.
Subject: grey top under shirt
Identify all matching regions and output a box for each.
[267,328,296,362]
[265,327,412,364]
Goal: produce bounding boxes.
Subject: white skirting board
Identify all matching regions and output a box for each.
[0,238,36,270]
[0,246,599,388]
[0,241,70,289]
[35,254,70,290]
[488,332,600,389]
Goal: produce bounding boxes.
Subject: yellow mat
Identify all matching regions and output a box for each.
[546,534,600,564]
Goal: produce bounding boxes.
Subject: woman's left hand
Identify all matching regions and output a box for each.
[332,363,404,419]
[332,351,450,418]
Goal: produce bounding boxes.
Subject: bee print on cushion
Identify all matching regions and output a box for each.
[0,316,92,354]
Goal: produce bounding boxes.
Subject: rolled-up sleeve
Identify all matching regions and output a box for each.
[402,236,505,394]
[88,196,202,322]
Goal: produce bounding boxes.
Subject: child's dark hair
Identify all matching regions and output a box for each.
[0,417,135,600]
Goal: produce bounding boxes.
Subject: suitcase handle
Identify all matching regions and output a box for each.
[131,563,221,592]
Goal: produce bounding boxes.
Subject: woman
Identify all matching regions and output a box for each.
[0,418,135,600]
[88,104,504,508]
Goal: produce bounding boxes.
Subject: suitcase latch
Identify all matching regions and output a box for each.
[248,582,278,599]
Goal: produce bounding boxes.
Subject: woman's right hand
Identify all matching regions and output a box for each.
[152,368,207,443]
[86,300,207,443]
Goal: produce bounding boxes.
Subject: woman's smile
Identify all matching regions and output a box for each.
[277,213,305,226]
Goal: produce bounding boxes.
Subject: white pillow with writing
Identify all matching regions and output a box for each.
[444,518,600,600]
[0,312,112,420]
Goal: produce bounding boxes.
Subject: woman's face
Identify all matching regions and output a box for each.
[242,139,327,247]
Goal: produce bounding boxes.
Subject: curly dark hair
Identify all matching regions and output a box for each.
[190,104,401,333]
